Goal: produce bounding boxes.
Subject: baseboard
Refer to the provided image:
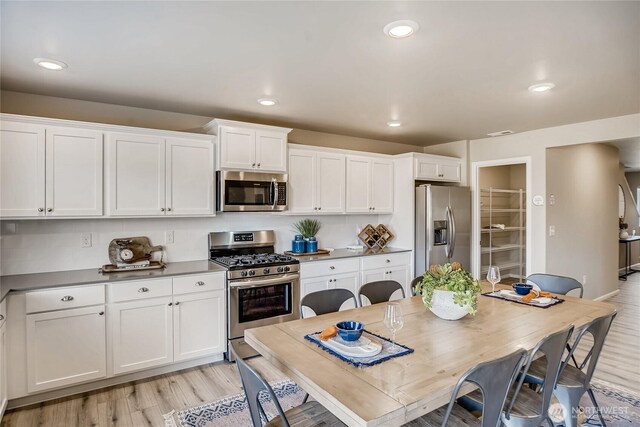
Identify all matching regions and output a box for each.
[618,262,640,273]
[594,289,620,302]
[7,353,224,410]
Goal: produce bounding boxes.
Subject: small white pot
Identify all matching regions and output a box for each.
[424,289,470,321]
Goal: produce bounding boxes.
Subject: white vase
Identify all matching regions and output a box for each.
[620,230,629,239]
[424,289,470,321]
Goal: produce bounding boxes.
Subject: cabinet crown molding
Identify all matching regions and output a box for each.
[0,114,214,142]
[204,118,292,135]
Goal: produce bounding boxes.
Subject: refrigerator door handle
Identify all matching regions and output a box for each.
[446,205,456,260]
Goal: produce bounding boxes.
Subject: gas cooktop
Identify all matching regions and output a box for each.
[211,253,298,269]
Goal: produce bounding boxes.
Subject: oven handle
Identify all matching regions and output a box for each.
[229,273,299,289]
[271,178,278,210]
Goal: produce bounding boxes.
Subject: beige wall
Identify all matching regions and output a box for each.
[468,113,640,298]
[546,144,619,299]
[479,164,526,190]
[0,90,422,155]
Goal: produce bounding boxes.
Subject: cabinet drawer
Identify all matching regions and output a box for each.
[173,273,225,295]
[361,252,411,270]
[108,278,172,303]
[0,298,6,326]
[26,285,105,313]
[300,258,360,279]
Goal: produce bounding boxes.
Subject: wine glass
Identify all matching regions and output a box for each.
[383,302,404,351]
[487,266,501,294]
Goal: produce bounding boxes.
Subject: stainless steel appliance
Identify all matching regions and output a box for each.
[216,170,287,212]
[209,230,300,361]
[415,185,471,275]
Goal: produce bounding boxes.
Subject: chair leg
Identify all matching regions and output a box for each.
[587,388,607,427]
[546,416,555,427]
[302,392,309,404]
[553,387,584,427]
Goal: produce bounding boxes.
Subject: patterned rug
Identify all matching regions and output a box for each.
[164,378,640,427]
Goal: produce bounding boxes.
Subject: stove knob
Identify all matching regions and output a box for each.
[277,266,284,273]
[249,270,256,276]
[241,271,248,277]
[263,268,270,274]
[284,266,291,272]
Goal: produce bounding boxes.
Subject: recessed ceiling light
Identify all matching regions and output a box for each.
[387,121,402,127]
[383,20,419,38]
[528,82,555,93]
[257,98,278,106]
[487,130,514,137]
[33,58,68,71]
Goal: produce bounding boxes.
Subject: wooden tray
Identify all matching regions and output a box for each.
[100,261,166,274]
[284,249,331,256]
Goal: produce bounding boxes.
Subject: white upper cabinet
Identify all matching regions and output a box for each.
[107,133,214,216]
[107,133,166,216]
[288,148,345,214]
[0,121,103,218]
[346,155,394,214]
[414,154,461,182]
[205,119,291,172]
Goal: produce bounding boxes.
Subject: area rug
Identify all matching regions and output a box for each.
[164,378,640,427]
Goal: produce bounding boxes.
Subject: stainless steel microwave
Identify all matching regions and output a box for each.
[216,170,288,212]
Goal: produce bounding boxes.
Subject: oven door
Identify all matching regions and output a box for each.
[228,273,300,339]
[217,170,287,212]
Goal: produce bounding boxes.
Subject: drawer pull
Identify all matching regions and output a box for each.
[0,315,4,321]
[138,287,149,293]
[168,302,173,306]
[60,295,74,302]
[196,281,205,286]
[329,266,335,270]
[98,311,104,316]
[175,301,180,305]
[386,259,391,263]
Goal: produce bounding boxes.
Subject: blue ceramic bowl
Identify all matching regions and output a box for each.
[335,321,364,342]
[512,283,533,295]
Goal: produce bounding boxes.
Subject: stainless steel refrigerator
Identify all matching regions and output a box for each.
[415,184,471,275]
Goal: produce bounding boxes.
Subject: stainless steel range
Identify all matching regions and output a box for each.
[209,230,300,361]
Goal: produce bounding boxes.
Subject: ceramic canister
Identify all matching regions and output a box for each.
[292,235,305,254]
[306,236,318,253]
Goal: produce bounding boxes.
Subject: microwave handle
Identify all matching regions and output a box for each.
[271,178,278,210]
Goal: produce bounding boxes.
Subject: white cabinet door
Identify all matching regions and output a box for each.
[166,138,215,216]
[300,277,329,298]
[46,127,103,217]
[414,158,439,180]
[370,159,394,213]
[288,149,316,213]
[255,130,287,172]
[387,266,410,291]
[361,266,410,299]
[361,268,387,288]
[439,162,461,182]
[219,126,255,170]
[0,121,45,217]
[26,306,106,392]
[0,321,6,416]
[346,156,371,213]
[317,153,345,213]
[173,290,225,361]
[107,133,166,216]
[110,297,173,375]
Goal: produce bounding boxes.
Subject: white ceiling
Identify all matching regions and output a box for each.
[1,1,639,146]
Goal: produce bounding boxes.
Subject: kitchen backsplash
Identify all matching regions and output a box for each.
[0,214,379,276]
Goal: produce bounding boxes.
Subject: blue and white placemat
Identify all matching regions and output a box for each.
[304,330,413,367]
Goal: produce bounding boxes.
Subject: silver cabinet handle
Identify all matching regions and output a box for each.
[318,207,321,211]
[372,207,375,211]
[386,259,391,263]
[257,163,261,168]
[47,208,53,212]
[160,208,165,212]
[61,295,74,302]
[38,208,44,212]
[0,315,4,321]
[252,163,256,167]
[175,301,180,305]
[329,266,335,270]
[138,287,149,293]
[98,311,104,316]
[196,281,205,286]
[167,207,172,212]
[168,302,173,306]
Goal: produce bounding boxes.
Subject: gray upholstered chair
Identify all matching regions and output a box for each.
[231,347,346,427]
[358,280,405,306]
[404,348,527,427]
[526,273,584,298]
[524,312,617,427]
[458,325,575,427]
[300,288,358,318]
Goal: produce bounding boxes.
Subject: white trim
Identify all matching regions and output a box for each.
[204,118,292,135]
[471,157,533,279]
[594,289,620,302]
[0,113,214,141]
[618,262,640,273]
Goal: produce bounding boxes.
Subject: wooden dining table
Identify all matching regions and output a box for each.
[245,284,616,427]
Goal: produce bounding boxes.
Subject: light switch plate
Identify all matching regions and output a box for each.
[166,230,175,244]
[549,225,556,236]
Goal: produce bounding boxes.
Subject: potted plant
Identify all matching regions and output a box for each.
[414,262,482,320]
[293,219,321,252]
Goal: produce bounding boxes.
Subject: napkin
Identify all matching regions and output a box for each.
[522,290,552,303]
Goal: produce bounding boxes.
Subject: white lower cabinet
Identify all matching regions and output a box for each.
[361,266,410,292]
[109,296,173,375]
[173,290,225,361]
[26,306,107,393]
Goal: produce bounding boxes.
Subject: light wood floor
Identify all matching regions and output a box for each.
[2,276,638,426]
